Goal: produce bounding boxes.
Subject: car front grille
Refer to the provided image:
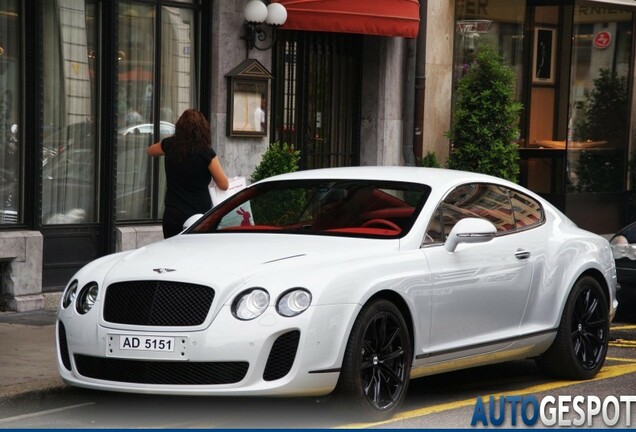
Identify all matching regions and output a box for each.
[103,280,214,326]
[74,355,248,385]
[263,330,300,381]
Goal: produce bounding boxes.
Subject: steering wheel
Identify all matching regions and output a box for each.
[361,218,401,231]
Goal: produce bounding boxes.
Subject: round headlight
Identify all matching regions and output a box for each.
[277,288,311,317]
[62,280,79,309]
[232,288,270,320]
[76,282,99,315]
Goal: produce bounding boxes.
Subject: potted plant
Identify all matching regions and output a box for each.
[446,45,522,183]
[416,151,442,168]
[250,142,300,183]
[250,142,301,225]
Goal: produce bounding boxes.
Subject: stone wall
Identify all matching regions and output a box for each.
[0,232,44,311]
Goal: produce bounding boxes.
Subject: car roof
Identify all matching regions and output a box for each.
[262,166,520,191]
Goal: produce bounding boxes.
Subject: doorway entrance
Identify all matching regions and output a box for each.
[271,31,363,169]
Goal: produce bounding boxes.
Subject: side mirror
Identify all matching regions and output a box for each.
[444,217,497,252]
[182,213,203,231]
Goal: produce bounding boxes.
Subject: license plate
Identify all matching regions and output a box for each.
[119,335,175,352]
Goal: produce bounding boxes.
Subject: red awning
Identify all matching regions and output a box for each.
[274,0,420,39]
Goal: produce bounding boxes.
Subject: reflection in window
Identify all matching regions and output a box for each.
[444,184,515,233]
[116,2,155,220]
[425,183,518,244]
[454,0,526,101]
[510,190,543,229]
[42,1,98,225]
[0,0,19,224]
[567,5,632,193]
[116,3,196,221]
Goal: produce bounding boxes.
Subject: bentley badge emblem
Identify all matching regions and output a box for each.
[153,268,176,274]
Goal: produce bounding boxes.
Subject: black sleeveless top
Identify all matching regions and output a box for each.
[161,136,215,216]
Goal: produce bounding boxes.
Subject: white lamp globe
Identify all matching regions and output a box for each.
[266,3,288,26]
[244,0,268,24]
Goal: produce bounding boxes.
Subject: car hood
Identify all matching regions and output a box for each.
[101,233,399,298]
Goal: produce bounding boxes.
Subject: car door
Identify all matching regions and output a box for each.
[422,183,540,359]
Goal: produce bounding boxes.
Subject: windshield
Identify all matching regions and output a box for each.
[187,179,430,239]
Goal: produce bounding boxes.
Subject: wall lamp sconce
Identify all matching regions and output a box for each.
[243,0,287,51]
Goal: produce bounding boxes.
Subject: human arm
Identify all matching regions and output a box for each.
[147,141,164,157]
[209,156,229,190]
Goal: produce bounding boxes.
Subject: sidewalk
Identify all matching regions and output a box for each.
[0,296,66,399]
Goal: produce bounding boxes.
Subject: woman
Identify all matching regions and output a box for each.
[147,109,228,238]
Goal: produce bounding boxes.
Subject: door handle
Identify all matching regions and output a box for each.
[515,249,531,260]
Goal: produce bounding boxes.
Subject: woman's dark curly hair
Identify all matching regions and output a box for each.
[172,109,212,161]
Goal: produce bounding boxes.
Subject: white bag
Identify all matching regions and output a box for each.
[209,176,247,207]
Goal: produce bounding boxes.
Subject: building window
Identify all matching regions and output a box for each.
[566,4,632,194]
[0,1,20,225]
[42,1,99,225]
[454,0,526,101]
[116,1,197,221]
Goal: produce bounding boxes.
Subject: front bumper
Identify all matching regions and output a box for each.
[57,303,360,396]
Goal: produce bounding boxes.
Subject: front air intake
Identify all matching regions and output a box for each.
[58,321,72,371]
[74,355,248,385]
[263,330,300,381]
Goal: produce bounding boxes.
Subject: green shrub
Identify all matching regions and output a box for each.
[416,151,442,168]
[446,45,522,182]
[577,68,628,147]
[250,142,302,225]
[250,142,300,183]
[574,68,628,193]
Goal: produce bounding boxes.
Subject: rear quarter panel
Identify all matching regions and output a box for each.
[519,209,616,333]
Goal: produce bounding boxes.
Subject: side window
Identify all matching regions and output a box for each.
[424,183,516,245]
[510,190,544,229]
[424,208,443,244]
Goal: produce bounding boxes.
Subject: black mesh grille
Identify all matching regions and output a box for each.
[103,281,214,326]
[74,355,248,385]
[263,330,300,381]
[58,321,72,371]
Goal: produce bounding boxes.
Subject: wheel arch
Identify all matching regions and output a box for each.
[364,290,415,358]
[554,267,611,328]
[579,268,610,307]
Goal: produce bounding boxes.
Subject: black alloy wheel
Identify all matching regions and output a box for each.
[571,282,608,370]
[337,299,412,420]
[536,275,609,380]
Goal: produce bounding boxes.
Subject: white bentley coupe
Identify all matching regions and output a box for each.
[56,166,617,419]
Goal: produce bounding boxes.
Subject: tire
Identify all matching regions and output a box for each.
[536,275,609,380]
[335,299,412,421]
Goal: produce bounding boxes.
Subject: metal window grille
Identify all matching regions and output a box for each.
[272,31,362,170]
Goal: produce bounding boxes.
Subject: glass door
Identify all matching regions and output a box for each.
[565,2,633,233]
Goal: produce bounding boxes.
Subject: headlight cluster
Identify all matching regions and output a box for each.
[232,287,312,320]
[61,280,99,314]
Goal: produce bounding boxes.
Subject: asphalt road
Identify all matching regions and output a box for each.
[1,309,635,429]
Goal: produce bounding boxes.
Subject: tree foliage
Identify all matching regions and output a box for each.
[447,45,522,182]
[250,142,300,183]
